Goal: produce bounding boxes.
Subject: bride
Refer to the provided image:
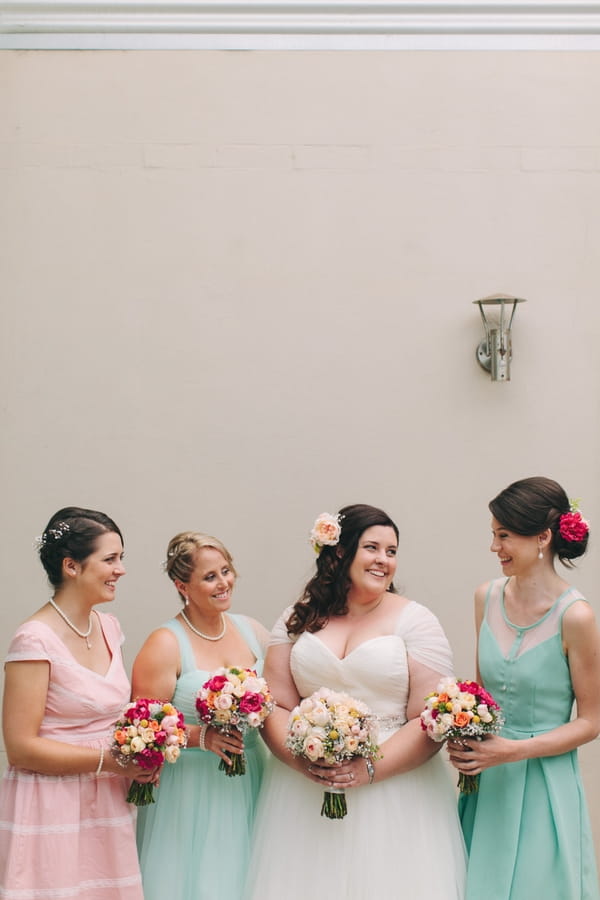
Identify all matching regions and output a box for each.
[245,504,466,899]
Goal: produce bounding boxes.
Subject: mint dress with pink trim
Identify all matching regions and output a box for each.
[0,614,143,900]
[459,577,600,900]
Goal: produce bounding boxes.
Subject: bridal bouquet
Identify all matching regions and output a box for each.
[285,687,379,819]
[111,698,187,805]
[195,667,274,776]
[420,677,504,794]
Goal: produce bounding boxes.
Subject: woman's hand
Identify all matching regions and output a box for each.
[305,756,373,789]
[446,734,517,775]
[203,726,244,767]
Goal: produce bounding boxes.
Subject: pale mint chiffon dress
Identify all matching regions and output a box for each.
[136,615,268,900]
[245,602,467,900]
[460,578,600,900]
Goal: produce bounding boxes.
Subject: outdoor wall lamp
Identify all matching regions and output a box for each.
[473,293,526,382]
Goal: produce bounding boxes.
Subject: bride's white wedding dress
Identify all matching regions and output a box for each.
[245,602,466,899]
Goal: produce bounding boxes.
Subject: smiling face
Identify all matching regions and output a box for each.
[348,525,398,597]
[490,517,542,575]
[179,547,236,615]
[76,531,126,604]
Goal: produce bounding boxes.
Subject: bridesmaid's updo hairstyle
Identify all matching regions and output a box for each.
[287,503,399,636]
[37,506,123,589]
[489,476,589,569]
[164,532,237,603]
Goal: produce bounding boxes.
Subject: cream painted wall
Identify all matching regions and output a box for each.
[1,48,599,847]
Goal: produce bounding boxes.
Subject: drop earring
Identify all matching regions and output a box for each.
[538,548,544,560]
[183,595,189,606]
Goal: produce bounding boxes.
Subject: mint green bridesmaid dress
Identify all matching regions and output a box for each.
[136,615,268,900]
[460,578,599,900]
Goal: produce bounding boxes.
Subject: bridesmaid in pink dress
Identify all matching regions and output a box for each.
[0,507,153,899]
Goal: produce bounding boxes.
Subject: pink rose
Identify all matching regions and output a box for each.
[136,748,164,770]
[559,511,589,543]
[239,693,263,714]
[206,675,228,692]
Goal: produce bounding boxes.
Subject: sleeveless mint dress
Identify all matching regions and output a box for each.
[136,615,268,900]
[460,578,600,900]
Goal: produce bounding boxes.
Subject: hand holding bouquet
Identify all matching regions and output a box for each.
[195,667,274,776]
[111,698,187,805]
[285,687,379,819]
[420,677,504,793]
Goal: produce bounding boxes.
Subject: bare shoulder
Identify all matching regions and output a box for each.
[136,626,179,660]
[563,597,598,631]
[474,581,493,603]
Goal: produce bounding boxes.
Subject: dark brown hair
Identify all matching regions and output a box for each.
[286,504,399,636]
[38,507,123,588]
[489,476,588,568]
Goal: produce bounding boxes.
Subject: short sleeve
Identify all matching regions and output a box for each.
[268,607,296,647]
[397,602,454,676]
[5,624,52,664]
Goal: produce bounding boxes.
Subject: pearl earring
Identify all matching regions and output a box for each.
[538,548,544,560]
[183,595,189,606]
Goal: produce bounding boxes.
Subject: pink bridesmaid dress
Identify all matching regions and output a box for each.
[0,613,143,899]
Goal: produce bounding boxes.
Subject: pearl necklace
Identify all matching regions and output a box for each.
[180,610,227,641]
[49,598,93,649]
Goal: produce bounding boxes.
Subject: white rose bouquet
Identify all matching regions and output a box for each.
[285,687,379,819]
[111,698,188,805]
[420,676,504,793]
[195,666,274,776]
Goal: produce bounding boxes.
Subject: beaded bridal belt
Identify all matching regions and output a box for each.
[372,714,405,731]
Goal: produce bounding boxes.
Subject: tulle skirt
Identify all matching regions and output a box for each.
[245,751,466,899]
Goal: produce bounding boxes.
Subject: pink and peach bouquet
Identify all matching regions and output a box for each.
[420,677,503,794]
[285,687,379,819]
[195,667,274,776]
[111,698,187,805]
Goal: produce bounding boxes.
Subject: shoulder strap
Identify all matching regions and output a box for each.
[558,588,587,624]
[483,578,507,619]
[163,618,196,674]
[229,613,262,659]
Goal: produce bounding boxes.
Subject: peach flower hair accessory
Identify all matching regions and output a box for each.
[558,500,589,543]
[309,512,342,555]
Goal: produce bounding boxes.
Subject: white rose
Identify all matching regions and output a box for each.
[214,694,233,710]
[130,736,146,753]
[126,725,138,738]
[214,710,232,724]
[303,736,325,761]
[164,745,180,763]
[477,704,493,723]
[461,693,476,710]
[221,681,235,695]
[139,727,156,744]
[310,705,330,728]
[246,712,261,728]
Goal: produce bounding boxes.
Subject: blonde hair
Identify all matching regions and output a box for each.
[164,532,237,603]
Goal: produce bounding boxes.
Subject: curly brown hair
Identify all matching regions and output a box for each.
[286,504,399,636]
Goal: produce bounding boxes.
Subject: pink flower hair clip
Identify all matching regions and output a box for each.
[558,500,590,543]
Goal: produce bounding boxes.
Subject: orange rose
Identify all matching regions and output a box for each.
[454,712,470,727]
[437,693,450,705]
[114,728,128,745]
